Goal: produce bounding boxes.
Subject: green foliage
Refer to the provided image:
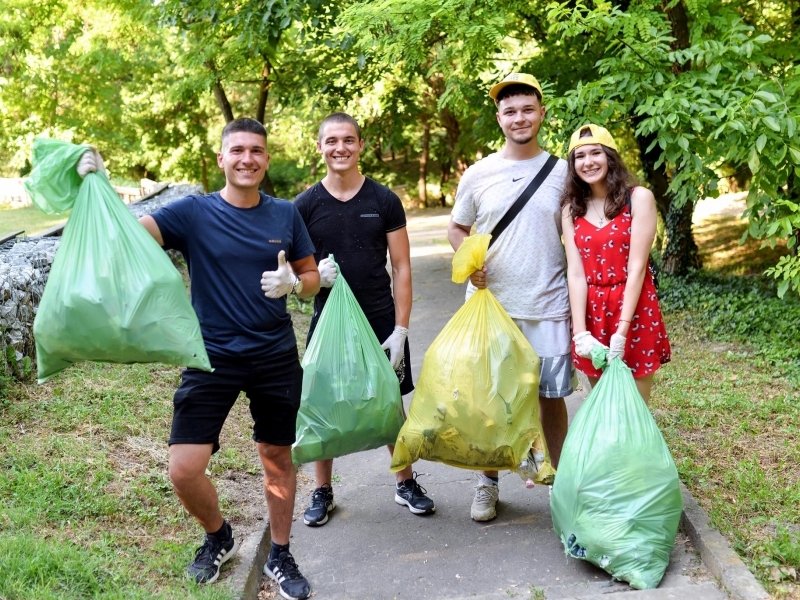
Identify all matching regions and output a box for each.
[269,158,312,199]
[0,366,10,403]
[4,0,800,292]
[658,271,800,380]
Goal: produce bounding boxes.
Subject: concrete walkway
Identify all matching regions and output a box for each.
[265,208,730,599]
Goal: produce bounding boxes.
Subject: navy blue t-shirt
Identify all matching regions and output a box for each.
[152,192,315,359]
[294,178,406,320]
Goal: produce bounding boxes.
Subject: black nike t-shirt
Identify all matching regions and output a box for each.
[294,178,406,320]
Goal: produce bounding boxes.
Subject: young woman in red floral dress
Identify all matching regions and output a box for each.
[561,124,670,402]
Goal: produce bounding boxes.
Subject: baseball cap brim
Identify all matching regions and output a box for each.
[568,124,618,153]
[489,74,543,100]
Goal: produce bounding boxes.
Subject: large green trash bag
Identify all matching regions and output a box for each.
[292,256,404,464]
[550,348,683,590]
[390,234,554,479]
[25,138,211,382]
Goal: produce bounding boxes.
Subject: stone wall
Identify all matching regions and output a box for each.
[0,183,201,378]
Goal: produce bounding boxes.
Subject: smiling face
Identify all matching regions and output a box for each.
[217,131,269,191]
[572,143,609,186]
[496,93,546,146]
[317,121,365,175]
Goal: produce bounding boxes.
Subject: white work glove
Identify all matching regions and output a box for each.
[608,333,627,360]
[261,250,294,298]
[572,331,608,359]
[381,325,408,371]
[76,148,107,178]
[318,256,338,288]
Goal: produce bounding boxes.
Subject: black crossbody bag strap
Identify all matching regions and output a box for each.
[488,154,559,249]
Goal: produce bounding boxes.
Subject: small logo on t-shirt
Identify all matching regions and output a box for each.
[269,239,282,244]
[512,177,525,182]
[360,213,380,218]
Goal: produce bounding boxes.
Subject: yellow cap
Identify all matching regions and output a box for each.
[568,124,618,154]
[489,73,543,101]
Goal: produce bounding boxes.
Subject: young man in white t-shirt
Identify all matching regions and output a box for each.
[447,73,572,522]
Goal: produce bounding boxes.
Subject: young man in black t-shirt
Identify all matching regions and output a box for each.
[294,112,435,526]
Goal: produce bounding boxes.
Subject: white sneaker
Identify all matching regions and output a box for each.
[471,479,499,521]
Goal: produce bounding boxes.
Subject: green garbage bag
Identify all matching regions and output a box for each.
[550,348,682,590]
[25,138,211,382]
[292,256,405,464]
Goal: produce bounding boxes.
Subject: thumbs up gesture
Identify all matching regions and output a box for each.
[261,250,294,298]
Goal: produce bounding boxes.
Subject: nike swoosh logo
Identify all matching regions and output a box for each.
[512,177,524,182]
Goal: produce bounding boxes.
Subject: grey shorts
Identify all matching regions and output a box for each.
[538,354,575,399]
[512,318,575,399]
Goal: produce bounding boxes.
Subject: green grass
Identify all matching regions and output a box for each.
[658,270,800,382]
[0,303,312,598]
[0,362,238,599]
[0,204,68,238]
[651,217,800,597]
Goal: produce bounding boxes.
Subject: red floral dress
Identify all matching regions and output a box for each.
[571,204,671,379]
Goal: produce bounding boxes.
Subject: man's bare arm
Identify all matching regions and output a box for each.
[289,255,320,299]
[387,227,412,329]
[447,217,486,289]
[139,215,164,246]
[447,218,471,252]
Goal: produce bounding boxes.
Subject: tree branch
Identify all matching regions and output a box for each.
[205,59,234,123]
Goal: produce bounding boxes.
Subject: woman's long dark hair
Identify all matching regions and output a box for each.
[560,144,637,221]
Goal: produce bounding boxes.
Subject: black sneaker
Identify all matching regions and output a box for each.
[186,524,239,584]
[264,550,311,600]
[395,472,436,515]
[303,484,335,527]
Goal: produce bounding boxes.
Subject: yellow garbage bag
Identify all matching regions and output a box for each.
[391,234,555,480]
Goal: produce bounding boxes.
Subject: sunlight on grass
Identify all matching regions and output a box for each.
[693,214,790,276]
[0,204,68,237]
[657,208,800,597]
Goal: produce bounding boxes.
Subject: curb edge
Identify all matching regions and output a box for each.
[680,483,770,600]
[227,519,271,600]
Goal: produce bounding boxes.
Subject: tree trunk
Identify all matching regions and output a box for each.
[201,154,210,193]
[662,198,701,274]
[631,116,671,220]
[418,115,430,208]
[205,60,234,123]
[787,172,800,257]
[439,161,450,207]
[439,106,464,176]
[260,171,276,197]
[628,0,698,273]
[255,59,271,124]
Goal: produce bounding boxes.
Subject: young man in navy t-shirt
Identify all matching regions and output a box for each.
[79,118,319,599]
[293,112,435,528]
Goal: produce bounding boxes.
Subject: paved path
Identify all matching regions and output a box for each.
[284,208,726,600]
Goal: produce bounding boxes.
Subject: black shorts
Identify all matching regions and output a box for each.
[169,348,303,454]
[307,309,414,396]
